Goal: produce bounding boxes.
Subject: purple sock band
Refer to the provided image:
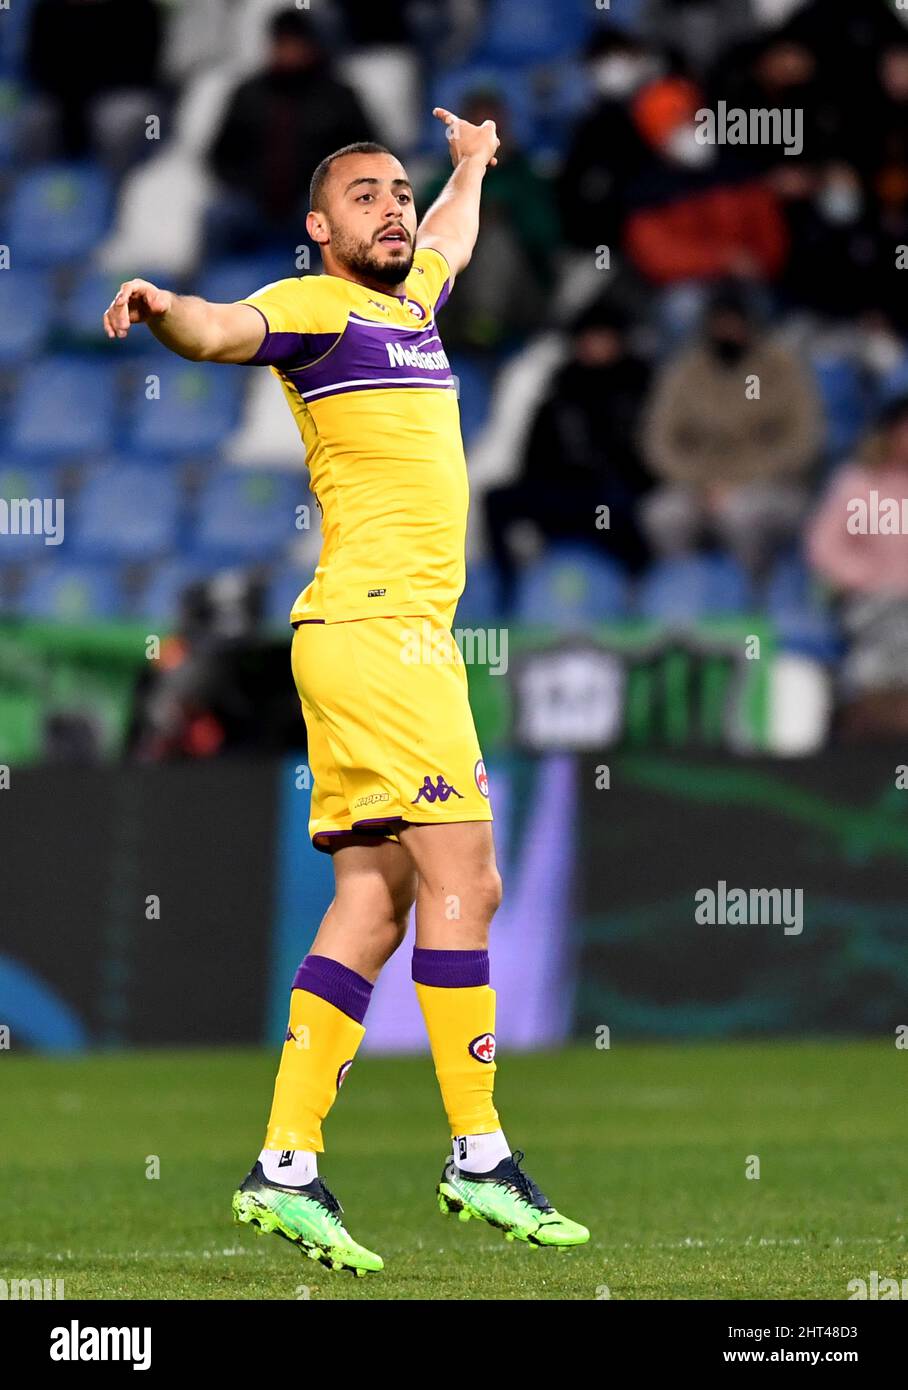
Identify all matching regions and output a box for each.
[291,954,373,1024]
[411,948,490,988]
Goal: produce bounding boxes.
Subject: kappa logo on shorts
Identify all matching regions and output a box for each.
[411,774,464,804]
[337,1060,354,1090]
[474,759,490,798]
[353,792,390,808]
[468,1032,496,1064]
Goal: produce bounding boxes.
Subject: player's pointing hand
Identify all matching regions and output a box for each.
[103,278,173,340]
[432,107,499,168]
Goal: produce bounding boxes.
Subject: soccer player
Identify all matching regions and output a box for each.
[103,108,589,1274]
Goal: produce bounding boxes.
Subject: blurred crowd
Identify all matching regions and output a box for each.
[3,0,908,749]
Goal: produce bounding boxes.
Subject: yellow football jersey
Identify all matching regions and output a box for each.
[239,247,467,626]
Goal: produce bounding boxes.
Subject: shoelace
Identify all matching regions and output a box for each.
[313,1178,343,1219]
[499,1150,551,1210]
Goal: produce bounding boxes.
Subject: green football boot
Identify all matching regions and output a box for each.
[437,1149,590,1248]
[232,1162,383,1276]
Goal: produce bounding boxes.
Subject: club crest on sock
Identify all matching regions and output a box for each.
[468,1031,496,1063]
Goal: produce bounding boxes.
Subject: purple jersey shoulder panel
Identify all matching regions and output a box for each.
[245,305,340,369]
[281,315,456,401]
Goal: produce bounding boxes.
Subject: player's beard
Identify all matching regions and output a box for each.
[329,223,415,287]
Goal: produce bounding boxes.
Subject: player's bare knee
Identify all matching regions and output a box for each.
[474,864,503,924]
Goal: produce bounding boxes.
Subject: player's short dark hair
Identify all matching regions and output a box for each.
[309,142,394,211]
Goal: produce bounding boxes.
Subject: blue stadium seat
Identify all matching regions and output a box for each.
[0,269,53,364]
[0,79,25,166]
[18,562,125,620]
[474,0,591,65]
[72,464,181,561]
[135,559,219,623]
[449,354,492,443]
[421,67,537,152]
[192,470,302,563]
[196,255,296,307]
[126,359,241,454]
[0,461,61,563]
[456,560,503,625]
[0,0,36,78]
[810,353,871,459]
[765,552,841,661]
[10,357,117,456]
[59,268,173,349]
[10,163,112,267]
[516,543,630,626]
[638,554,752,623]
[264,567,313,628]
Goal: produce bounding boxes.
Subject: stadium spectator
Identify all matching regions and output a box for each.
[204,9,374,257]
[622,77,789,291]
[418,89,559,351]
[640,283,821,576]
[24,0,163,167]
[774,161,884,323]
[806,395,908,735]
[638,0,759,80]
[558,27,663,252]
[484,298,653,610]
[709,21,839,174]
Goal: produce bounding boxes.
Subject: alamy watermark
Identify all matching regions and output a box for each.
[0,497,64,545]
[695,880,803,935]
[846,491,908,535]
[400,621,508,675]
[0,1275,65,1299]
[695,103,803,157]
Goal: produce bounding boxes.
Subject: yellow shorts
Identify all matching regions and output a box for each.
[291,615,493,851]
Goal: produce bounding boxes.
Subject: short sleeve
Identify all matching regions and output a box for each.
[411,246,454,313]
[237,277,331,367]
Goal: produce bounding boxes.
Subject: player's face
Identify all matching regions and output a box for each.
[316,153,418,287]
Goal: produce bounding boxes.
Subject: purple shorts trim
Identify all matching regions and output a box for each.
[352,815,404,830]
[291,953,372,1024]
[312,820,402,854]
[411,947,490,988]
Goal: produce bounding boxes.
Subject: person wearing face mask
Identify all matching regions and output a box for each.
[639,285,822,576]
[558,27,662,251]
[484,298,654,611]
[775,162,880,322]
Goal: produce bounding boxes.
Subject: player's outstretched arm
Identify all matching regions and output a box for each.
[102,278,266,363]
[416,107,500,277]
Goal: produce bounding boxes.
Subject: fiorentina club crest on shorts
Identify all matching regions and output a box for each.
[336,1060,353,1090]
[469,1032,496,1063]
[474,759,489,798]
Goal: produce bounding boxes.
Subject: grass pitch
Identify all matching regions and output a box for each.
[1,1040,903,1300]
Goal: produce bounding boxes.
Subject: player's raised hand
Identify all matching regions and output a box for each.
[432,107,499,168]
[103,278,173,340]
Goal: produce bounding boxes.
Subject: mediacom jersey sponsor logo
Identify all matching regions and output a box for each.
[385,341,450,371]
